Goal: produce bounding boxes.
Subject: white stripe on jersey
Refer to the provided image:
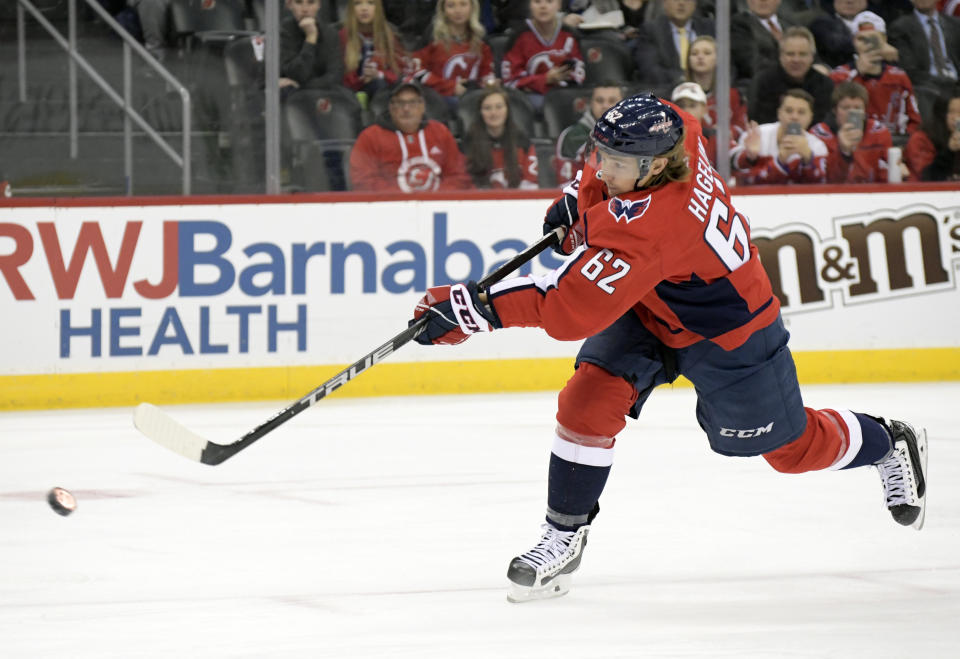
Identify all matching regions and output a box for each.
[489,244,587,296]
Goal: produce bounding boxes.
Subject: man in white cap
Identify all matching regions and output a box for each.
[830,11,921,136]
[671,81,727,168]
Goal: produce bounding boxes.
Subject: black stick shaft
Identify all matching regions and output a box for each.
[200,228,562,464]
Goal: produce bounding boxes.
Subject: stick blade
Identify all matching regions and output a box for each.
[133,403,209,463]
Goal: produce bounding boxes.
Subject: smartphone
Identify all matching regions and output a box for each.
[785,122,804,136]
[846,109,865,131]
[562,58,577,68]
[954,118,960,132]
[863,34,881,51]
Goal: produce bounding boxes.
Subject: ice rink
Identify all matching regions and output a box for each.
[2,382,958,658]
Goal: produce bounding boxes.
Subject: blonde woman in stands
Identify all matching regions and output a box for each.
[410,0,499,108]
[686,35,749,143]
[340,0,406,104]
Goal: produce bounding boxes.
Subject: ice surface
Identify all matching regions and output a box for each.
[2,383,958,658]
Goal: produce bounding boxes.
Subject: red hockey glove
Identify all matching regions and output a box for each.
[543,193,583,255]
[411,282,501,346]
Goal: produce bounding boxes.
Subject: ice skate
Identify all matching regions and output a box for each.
[506,523,589,603]
[876,419,927,530]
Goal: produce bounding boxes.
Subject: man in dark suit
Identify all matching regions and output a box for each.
[730,0,795,80]
[888,0,960,92]
[749,25,835,124]
[633,0,715,87]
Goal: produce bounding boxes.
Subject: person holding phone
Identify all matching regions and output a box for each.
[731,88,828,185]
[811,81,901,182]
[830,12,920,136]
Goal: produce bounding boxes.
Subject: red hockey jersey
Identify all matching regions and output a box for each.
[488,103,780,350]
[349,120,472,192]
[705,87,749,142]
[810,117,893,183]
[904,129,937,180]
[339,28,405,92]
[501,22,585,95]
[481,144,539,189]
[411,40,496,96]
[829,63,922,135]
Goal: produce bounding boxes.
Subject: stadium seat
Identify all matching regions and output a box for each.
[223,33,265,87]
[486,32,513,78]
[170,0,253,51]
[283,87,362,142]
[532,137,558,189]
[579,37,634,86]
[542,87,592,139]
[283,88,361,191]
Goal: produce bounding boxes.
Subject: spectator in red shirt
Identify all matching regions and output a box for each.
[349,82,472,192]
[340,0,406,102]
[732,88,829,185]
[502,0,585,110]
[810,81,900,182]
[904,89,960,180]
[462,87,540,189]
[411,0,499,108]
[830,11,921,136]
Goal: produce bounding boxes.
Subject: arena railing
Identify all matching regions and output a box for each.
[15,0,192,195]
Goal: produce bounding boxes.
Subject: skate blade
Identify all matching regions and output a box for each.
[506,574,571,604]
[912,427,928,531]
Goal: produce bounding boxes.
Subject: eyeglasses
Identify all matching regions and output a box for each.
[390,98,423,107]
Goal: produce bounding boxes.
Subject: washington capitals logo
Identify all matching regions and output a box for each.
[608,195,651,224]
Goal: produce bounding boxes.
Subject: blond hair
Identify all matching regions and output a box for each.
[344,0,400,74]
[431,0,486,54]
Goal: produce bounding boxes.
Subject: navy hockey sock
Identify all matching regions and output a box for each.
[838,412,894,469]
[546,452,611,531]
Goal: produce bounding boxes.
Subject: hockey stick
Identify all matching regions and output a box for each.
[133,227,562,465]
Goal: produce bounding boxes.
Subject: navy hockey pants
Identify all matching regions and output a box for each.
[574,310,808,457]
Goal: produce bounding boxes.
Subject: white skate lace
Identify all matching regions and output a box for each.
[517,524,576,571]
[877,446,915,506]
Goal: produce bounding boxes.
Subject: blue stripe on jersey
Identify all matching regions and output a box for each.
[654,274,774,339]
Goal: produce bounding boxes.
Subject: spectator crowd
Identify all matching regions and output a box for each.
[118,0,960,189]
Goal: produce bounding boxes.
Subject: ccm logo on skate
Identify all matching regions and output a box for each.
[720,423,773,438]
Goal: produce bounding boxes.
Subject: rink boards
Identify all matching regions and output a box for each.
[2,185,959,409]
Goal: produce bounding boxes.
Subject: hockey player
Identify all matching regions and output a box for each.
[409,93,928,603]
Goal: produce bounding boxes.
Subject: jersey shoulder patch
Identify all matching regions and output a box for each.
[608,194,651,224]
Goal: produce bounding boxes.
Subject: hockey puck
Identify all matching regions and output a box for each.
[47,487,77,516]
